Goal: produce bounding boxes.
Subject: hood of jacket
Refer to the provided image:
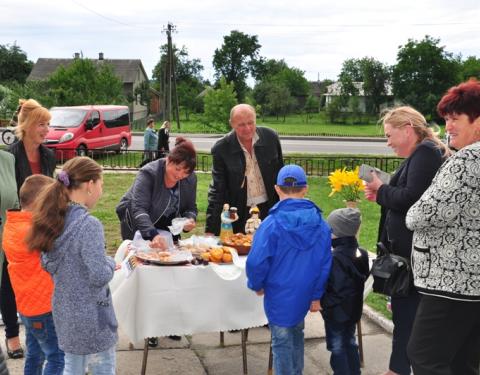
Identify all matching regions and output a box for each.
[42,204,89,275]
[268,198,329,251]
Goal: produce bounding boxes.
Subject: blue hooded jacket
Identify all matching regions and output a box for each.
[246,198,332,327]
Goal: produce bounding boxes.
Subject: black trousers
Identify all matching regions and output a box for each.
[407,295,480,375]
[0,259,19,339]
[389,291,421,375]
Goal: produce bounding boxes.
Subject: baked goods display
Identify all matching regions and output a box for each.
[199,246,235,264]
[222,233,252,255]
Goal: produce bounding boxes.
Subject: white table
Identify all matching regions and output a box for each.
[110,242,268,374]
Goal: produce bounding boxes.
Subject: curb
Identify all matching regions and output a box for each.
[363,305,394,334]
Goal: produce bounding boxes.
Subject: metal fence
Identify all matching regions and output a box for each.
[53,149,403,177]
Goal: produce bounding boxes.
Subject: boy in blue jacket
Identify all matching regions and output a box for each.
[321,208,370,375]
[246,164,332,375]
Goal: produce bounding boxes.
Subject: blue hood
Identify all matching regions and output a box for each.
[268,198,329,251]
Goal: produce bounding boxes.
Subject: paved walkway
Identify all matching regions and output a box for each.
[3,309,393,374]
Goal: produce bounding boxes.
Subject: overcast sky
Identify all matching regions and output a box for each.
[2,0,479,83]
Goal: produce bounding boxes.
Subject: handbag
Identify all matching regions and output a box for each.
[371,242,411,297]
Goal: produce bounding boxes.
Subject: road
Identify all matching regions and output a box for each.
[131,134,394,155]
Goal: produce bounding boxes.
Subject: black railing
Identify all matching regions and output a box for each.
[52,148,403,177]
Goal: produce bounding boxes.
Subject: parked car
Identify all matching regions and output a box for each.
[44,105,132,159]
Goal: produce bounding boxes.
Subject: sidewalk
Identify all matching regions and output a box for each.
[2,310,393,374]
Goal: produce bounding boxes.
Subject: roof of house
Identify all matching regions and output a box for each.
[28,57,148,83]
[325,81,393,96]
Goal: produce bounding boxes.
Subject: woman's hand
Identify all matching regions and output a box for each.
[364,172,384,201]
[150,234,168,250]
[309,300,322,312]
[183,218,196,232]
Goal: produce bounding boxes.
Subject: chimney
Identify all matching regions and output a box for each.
[74,52,80,59]
[99,52,104,60]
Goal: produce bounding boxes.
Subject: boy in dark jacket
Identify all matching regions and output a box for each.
[321,208,369,375]
[246,165,332,375]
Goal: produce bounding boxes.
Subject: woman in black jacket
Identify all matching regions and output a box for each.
[2,99,55,359]
[117,137,197,247]
[364,106,450,375]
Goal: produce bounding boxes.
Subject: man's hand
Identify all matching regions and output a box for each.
[309,300,321,312]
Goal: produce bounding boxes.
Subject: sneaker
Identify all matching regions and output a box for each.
[147,337,158,347]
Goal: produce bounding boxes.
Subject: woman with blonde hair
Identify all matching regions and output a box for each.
[157,120,171,158]
[27,156,117,374]
[1,99,55,359]
[364,106,450,375]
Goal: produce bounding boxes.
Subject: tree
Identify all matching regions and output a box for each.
[203,77,237,130]
[460,56,480,81]
[212,31,261,102]
[265,83,295,122]
[338,57,390,115]
[252,58,310,112]
[304,95,319,122]
[152,44,204,119]
[392,35,461,120]
[0,43,33,84]
[47,59,125,106]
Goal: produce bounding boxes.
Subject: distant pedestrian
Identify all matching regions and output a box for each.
[246,164,332,375]
[321,208,369,375]
[27,157,118,375]
[157,121,171,158]
[140,118,158,167]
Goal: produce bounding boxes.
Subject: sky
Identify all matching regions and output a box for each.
[1,0,480,83]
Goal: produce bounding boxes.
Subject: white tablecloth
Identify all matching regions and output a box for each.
[110,242,267,344]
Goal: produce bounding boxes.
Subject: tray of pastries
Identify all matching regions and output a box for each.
[221,233,253,255]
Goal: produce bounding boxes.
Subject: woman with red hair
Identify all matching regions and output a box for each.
[406,79,480,375]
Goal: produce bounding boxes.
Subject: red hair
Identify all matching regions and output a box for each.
[167,137,196,173]
[437,79,480,123]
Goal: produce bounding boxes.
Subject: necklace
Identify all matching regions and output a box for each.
[68,201,87,209]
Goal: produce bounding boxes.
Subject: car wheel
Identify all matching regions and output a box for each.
[118,138,128,154]
[2,129,16,145]
[77,145,87,157]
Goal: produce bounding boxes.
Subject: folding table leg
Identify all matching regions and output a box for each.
[357,320,364,367]
[220,331,225,347]
[141,338,149,375]
[241,329,248,374]
[267,338,273,375]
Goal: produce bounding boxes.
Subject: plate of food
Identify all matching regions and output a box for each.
[135,250,192,266]
[199,246,236,264]
[222,233,252,255]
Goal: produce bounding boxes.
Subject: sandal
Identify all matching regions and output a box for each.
[5,338,24,359]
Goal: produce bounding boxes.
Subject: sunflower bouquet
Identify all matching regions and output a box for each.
[328,167,364,202]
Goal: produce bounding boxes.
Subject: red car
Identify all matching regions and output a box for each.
[44,105,132,159]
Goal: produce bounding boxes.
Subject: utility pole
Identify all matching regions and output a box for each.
[163,22,180,129]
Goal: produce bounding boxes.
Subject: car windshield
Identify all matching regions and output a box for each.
[50,108,88,128]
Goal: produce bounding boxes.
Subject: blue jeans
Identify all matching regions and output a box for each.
[20,312,64,375]
[270,320,304,375]
[325,320,361,375]
[64,345,116,375]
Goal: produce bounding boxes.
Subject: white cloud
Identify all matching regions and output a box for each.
[1,0,479,82]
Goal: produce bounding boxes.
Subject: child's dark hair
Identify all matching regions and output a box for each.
[168,137,196,173]
[19,175,55,208]
[27,157,102,252]
[277,186,307,194]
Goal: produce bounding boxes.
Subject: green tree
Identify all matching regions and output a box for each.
[203,77,237,130]
[460,56,480,81]
[392,35,461,120]
[266,83,295,122]
[152,44,204,119]
[253,58,310,111]
[304,95,319,122]
[0,43,33,84]
[47,59,125,106]
[212,31,261,102]
[338,57,390,115]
